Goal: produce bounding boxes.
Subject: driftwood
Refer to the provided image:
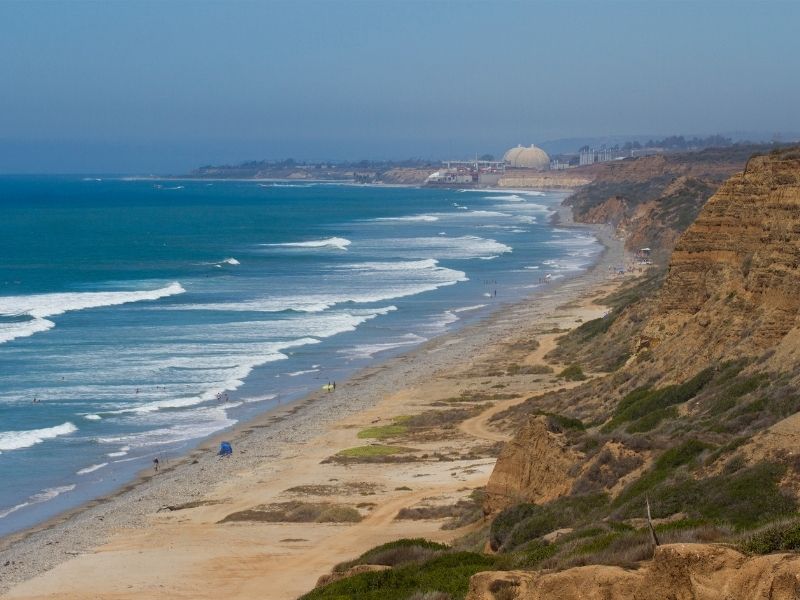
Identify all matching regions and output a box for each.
[646,495,660,550]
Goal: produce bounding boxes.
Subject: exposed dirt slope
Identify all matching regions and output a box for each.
[467,543,800,600]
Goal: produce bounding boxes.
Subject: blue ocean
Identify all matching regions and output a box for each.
[0,177,601,536]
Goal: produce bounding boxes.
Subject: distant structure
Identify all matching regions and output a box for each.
[579,147,627,166]
[425,159,506,187]
[503,144,550,170]
[549,158,572,171]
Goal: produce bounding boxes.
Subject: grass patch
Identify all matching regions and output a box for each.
[357,423,409,440]
[338,445,412,458]
[285,482,382,496]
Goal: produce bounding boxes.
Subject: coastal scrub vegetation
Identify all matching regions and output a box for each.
[219,501,363,524]
[557,364,586,381]
[395,489,486,531]
[303,546,497,600]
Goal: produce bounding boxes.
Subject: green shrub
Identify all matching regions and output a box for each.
[626,406,678,433]
[334,539,449,572]
[302,552,497,600]
[511,539,557,568]
[490,494,609,552]
[740,520,800,554]
[603,368,714,432]
[557,364,587,381]
[571,315,617,341]
[616,462,794,530]
[613,439,711,507]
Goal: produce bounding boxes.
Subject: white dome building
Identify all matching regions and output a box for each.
[503,144,550,170]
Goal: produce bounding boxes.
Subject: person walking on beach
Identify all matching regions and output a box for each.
[153,457,159,473]
[333,381,336,391]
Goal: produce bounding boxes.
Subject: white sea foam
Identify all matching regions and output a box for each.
[460,210,512,217]
[461,188,545,197]
[172,257,467,312]
[284,368,320,377]
[222,258,240,265]
[0,485,76,520]
[238,394,277,404]
[84,414,102,421]
[358,236,511,261]
[107,447,130,458]
[0,317,56,345]
[0,283,185,344]
[264,237,351,251]
[453,304,488,313]
[372,214,439,222]
[0,422,78,453]
[77,462,108,475]
[484,194,525,201]
[100,406,236,449]
[340,333,427,360]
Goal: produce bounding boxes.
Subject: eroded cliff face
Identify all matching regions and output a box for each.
[565,146,768,257]
[483,416,577,514]
[467,544,800,600]
[639,151,800,374]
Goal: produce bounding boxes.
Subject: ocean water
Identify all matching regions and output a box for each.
[0,177,601,536]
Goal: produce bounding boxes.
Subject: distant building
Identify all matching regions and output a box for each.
[503,144,550,171]
[549,159,572,170]
[425,159,505,187]
[579,147,627,166]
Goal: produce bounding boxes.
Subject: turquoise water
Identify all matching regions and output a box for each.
[0,177,600,536]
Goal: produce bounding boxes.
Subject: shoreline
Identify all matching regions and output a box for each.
[0,207,624,598]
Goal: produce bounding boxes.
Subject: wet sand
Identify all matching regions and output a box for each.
[0,215,627,600]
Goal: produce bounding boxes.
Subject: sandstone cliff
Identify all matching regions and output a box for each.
[639,149,800,375]
[483,416,577,513]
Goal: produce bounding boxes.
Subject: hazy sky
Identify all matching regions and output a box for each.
[1,0,799,173]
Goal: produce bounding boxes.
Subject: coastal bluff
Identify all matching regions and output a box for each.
[639,149,800,373]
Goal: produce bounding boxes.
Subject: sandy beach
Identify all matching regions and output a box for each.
[0,213,626,600]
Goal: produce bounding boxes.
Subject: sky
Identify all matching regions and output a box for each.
[1,0,799,173]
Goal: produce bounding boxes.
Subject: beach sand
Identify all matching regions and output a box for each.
[0,217,626,600]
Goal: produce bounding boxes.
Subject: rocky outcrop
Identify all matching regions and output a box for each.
[467,543,800,600]
[483,416,577,514]
[639,150,800,373]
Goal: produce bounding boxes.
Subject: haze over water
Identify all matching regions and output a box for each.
[0,178,601,535]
